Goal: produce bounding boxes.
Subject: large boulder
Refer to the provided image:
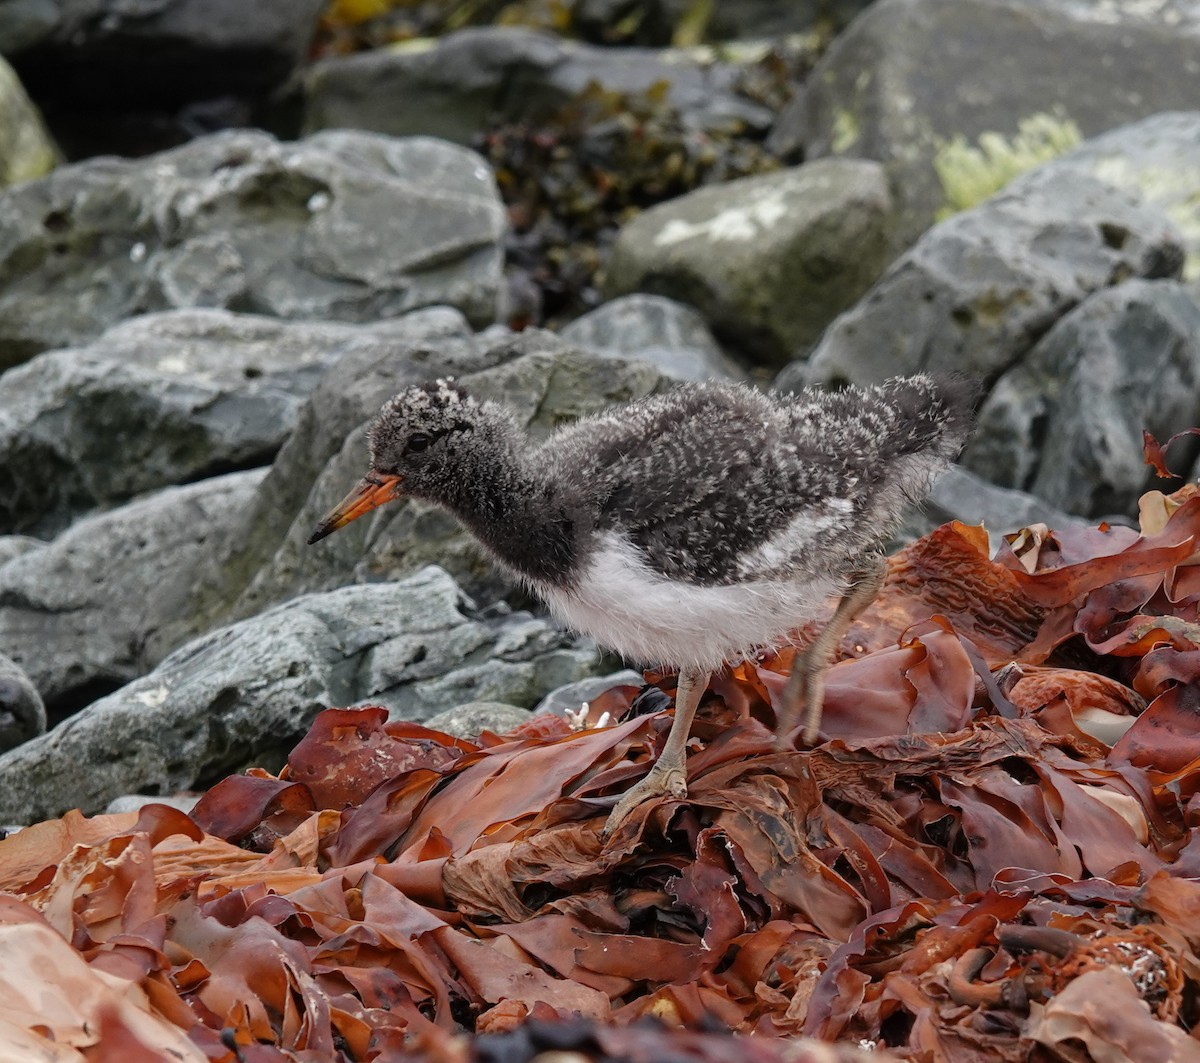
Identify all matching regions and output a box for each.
[963,279,1200,519]
[0,129,505,369]
[0,566,601,824]
[776,0,1200,249]
[0,56,56,187]
[0,307,472,538]
[560,294,745,380]
[787,168,1183,391]
[605,158,892,367]
[303,26,773,145]
[0,470,266,710]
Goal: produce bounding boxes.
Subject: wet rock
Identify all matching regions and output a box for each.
[212,332,668,635]
[304,26,772,146]
[0,469,266,709]
[423,701,532,738]
[0,652,44,753]
[0,566,600,823]
[788,169,1183,391]
[776,0,1200,250]
[605,158,892,367]
[560,294,745,380]
[0,308,471,538]
[963,279,1200,519]
[0,56,57,187]
[0,129,505,369]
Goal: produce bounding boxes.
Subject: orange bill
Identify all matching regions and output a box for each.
[308,471,405,544]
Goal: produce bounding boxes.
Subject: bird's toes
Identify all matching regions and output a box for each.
[600,764,688,838]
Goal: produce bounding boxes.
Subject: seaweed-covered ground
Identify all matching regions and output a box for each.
[3,480,1200,1061]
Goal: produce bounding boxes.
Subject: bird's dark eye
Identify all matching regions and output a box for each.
[406,432,431,454]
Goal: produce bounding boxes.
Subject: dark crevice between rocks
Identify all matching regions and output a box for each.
[44,677,126,728]
[176,451,278,489]
[11,46,306,161]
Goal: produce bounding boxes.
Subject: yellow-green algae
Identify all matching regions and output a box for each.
[933,110,1083,219]
[831,109,860,154]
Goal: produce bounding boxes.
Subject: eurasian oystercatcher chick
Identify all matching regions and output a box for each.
[310,376,972,835]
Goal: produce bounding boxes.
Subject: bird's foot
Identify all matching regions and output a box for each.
[601,758,687,838]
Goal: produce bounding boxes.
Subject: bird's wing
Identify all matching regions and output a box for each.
[538,386,853,585]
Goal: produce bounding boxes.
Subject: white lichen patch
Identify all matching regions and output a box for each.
[653,186,792,247]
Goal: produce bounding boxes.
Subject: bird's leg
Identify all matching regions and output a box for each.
[602,667,707,837]
[777,555,888,747]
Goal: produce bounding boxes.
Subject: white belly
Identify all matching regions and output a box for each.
[535,532,845,673]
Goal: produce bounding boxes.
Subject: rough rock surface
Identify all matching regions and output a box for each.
[0,469,266,709]
[0,652,44,753]
[605,158,892,366]
[787,169,1184,391]
[964,279,1200,518]
[0,128,505,368]
[0,56,56,187]
[304,26,773,146]
[1019,112,1200,281]
[203,332,668,637]
[0,567,600,824]
[560,294,744,380]
[423,701,532,738]
[0,308,474,538]
[778,0,1200,249]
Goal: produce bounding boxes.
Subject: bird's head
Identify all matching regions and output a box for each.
[308,378,510,544]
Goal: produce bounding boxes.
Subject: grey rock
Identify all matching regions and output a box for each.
[898,465,1089,552]
[212,333,668,636]
[789,168,1183,391]
[0,307,472,538]
[0,56,57,187]
[0,536,41,567]
[105,793,200,816]
[303,26,772,145]
[1018,112,1200,282]
[0,566,601,823]
[0,652,44,753]
[560,294,746,380]
[963,279,1200,518]
[779,0,1200,250]
[0,129,505,368]
[0,469,266,708]
[423,701,531,739]
[605,158,892,367]
[534,669,647,716]
[1,0,324,95]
